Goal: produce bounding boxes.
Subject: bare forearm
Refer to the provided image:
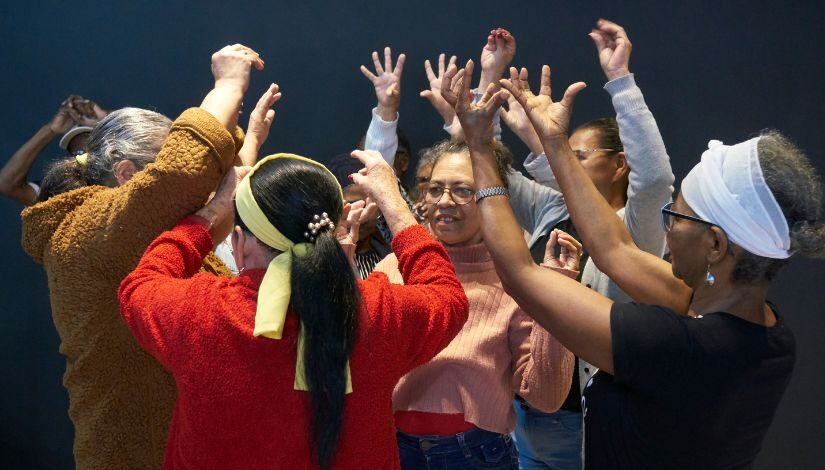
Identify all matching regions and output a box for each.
[0,125,56,203]
[200,84,244,132]
[377,194,417,236]
[467,143,535,279]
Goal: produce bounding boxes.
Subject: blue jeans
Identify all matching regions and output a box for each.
[512,401,582,470]
[397,427,519,469]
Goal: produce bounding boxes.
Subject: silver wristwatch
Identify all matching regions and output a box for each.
[474,186,510,203]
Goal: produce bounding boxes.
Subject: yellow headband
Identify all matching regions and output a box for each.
[235,153,351,393]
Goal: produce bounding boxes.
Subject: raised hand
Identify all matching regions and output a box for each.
[360,46,406,121]
[67,96,109,127]
[441,60,509,148]
[420,53,458,126]
[589,19,632,81]
[499,73,543,156]
[499,65,586,144]
[479,28,517,92]
[350,149,417,233]
[237,83,282,166]
[197,165,252,242]
[48,96,79,134]
[211,44,265,92]
[542,229,583,271]
[336,199,379,247]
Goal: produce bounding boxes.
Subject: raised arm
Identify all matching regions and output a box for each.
[500,65,692,312]
[440,60,616,372]
[76,45,262,273]
[591,19,675,255]
[0,98,77,205]
[350,149,469,371]
[361,47,405,164]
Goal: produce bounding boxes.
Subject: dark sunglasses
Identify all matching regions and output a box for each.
[660,202,716,232]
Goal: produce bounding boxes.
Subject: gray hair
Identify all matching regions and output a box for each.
[732,130,825,283]
[84,108,172,186]
[418,139,513,188]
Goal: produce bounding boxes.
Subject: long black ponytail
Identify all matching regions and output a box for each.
[244,157,359,469]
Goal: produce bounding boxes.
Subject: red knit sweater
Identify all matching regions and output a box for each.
[118,219,469,469]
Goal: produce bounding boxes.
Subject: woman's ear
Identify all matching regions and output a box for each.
[705,226,730,265]
[232,226,245,272]
[113,160,139,186]
[612,151,629,182]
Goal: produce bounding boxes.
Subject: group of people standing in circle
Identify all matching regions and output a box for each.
[8,16,824,470]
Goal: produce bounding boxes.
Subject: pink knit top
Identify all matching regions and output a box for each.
[374,240,575,435]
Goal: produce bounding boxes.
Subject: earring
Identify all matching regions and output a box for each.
[705,264,715,286]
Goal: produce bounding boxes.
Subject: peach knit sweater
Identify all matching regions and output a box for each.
[374,241,575,434]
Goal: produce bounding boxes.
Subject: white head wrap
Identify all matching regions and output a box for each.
[681,137,791,259]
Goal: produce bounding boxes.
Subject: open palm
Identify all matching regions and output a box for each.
[361,47,405,109]
[500,65,586,143]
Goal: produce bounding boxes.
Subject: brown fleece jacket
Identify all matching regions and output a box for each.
[21,108,239,469]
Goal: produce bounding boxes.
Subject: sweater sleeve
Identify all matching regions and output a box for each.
[605,74,675,256]
[509,267,576,412]
[76,108,236,277]
[359,225,469,377]
[364,107,399,165]
[523,152,561,191]
[506,167,566,234]
[118,217,220,371]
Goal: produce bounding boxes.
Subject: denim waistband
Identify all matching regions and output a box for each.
[396,427,508,455]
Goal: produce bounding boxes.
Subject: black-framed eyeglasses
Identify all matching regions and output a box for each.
[572,148,618,160]
[425,184,475,206]
[661,201,716,232]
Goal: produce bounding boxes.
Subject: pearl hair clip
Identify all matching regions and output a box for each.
[304,212,335,242]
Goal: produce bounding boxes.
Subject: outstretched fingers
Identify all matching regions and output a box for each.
[560,82,588,110]
[360,65,377,81]
[394,53,406,77]
[371,51,384,74]
[539,65,552,97]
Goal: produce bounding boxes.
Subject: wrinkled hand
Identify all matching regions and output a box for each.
[211,44,265,92]
[48,96,78,134]
[420,53,458,125]
[499,75,543,155]
[542,229,582,271]
[589,19,632,81]
[360,46,405,118]
[336,199,379,246]
[499,66,586,144]
[198,166,252,242]
[441,60,509,148]
[237,83,282,165]
[349,149,400,204]
[479,28,516,90]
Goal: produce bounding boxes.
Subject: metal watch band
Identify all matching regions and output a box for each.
[474,186,510,203]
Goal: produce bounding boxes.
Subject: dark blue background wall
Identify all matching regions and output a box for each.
[1,1,823,468]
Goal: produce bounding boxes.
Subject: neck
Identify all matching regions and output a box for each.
[690,280,774,326]
[598,185,626,211]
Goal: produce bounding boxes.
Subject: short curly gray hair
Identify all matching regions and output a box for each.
[732,130,825,283]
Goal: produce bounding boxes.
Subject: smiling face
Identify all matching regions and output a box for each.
[425,151,483,247]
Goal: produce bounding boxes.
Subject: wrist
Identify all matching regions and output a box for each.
[42,124,60,137]
[605,68,631,82]
[375,104,399,122]
[213,80,246,95]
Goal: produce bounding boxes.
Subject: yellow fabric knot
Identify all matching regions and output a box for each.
[235,153,350,393]
[75,153,89,167]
